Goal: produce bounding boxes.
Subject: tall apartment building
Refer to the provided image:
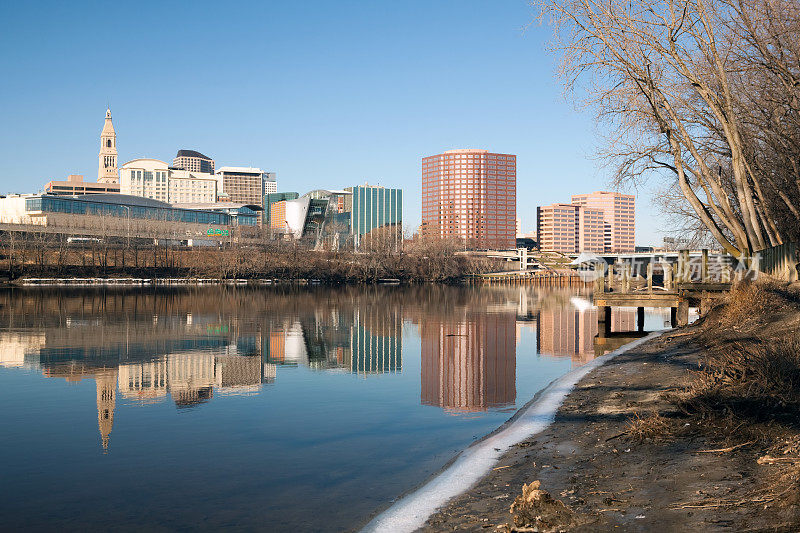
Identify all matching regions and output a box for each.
[421,149,516,249]
[571,191,635,252]
[215,167,275,206]
[98,108,118,184]
[537,203,605,253]
[173,150,215,174]
[120,159,217,204]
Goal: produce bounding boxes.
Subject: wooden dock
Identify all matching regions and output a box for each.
[593,249,733,335]
[470,269,587,286]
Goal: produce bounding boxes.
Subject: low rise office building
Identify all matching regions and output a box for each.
[45,175,120,196]
[537,191,636,253]
[0,193,257,244]
[0,193,257,226]
[571,191,635,252]
[172,202,262,226]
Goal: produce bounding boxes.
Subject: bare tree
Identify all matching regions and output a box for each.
[535,0,800,255]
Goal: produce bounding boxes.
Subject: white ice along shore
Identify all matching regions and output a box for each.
[362,330,664,533]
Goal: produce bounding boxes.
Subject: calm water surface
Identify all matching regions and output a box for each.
[0,285,669,531]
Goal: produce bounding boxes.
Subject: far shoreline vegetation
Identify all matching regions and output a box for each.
[0,232,506,284]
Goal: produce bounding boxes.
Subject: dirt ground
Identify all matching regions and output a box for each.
[422,314,800,532]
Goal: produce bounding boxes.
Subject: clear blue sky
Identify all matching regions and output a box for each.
[0,0,663,245]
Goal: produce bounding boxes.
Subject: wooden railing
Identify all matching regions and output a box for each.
[758,242,798,282]
[595,249,734,295]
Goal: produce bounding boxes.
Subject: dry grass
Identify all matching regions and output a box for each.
[719,279,779,325]
[715,279,800,328]
[681,334,800,423]
[768,436,800,506]
[675,281,800,509]
[624,412,674,442]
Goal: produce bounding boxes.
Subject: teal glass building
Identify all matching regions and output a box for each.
[348,185,402,248]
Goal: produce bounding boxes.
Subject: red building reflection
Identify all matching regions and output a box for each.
[421,312,516,414]
[536,307,639,365]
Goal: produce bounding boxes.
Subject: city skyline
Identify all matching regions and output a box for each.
[0,1,662,246]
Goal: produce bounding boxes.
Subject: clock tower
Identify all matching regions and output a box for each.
[98,108,118,184]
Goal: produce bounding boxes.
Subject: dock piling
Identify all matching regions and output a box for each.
[598,306,612,338]
[701,249,709,282]
[677,299,689,327]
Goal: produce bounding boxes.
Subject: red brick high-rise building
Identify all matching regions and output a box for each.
[421,149,516,249]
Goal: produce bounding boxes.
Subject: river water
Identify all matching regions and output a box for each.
[0,285,669,531]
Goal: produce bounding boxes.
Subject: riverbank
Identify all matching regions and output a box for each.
[422,281,800,532]
[0,238,502,283]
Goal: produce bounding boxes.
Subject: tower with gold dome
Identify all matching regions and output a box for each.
[98,108,118,184]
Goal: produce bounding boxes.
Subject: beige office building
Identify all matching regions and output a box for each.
[571,191,635,252]
[120,158,217,204]
[536,203,605,253]
[215,167,276,206]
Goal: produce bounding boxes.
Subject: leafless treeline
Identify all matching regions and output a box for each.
[0,228,501,282]
[180,235,500,281]
[536,0,800,255]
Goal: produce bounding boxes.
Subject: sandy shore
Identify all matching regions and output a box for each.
[421,317,800,531]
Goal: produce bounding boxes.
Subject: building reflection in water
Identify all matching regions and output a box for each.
[40,362,119,450]
[0,286,667,450]
[0,288,406,450]
[420,312,516,414]
[264,306,402,375]
[349,308,401,374]
[536,306,639,366]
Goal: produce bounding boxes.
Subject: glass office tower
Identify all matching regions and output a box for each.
[348,185,403,248]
